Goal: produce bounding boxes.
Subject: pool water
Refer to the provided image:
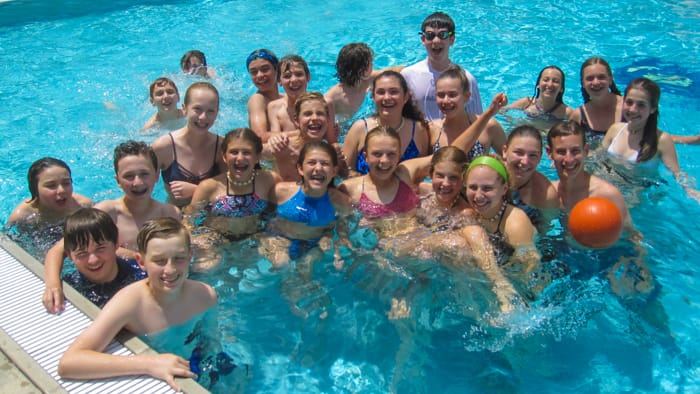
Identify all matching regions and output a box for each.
[1,0,699,392]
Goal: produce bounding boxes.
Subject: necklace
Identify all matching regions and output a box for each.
[227,169,256,186]
[379,116,405,131]
[435,192,460,210]
[478,200,507,223]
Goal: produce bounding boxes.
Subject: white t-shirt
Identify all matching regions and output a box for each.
[401,59,483,120]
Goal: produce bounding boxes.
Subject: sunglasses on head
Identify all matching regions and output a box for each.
[420,30,454,40]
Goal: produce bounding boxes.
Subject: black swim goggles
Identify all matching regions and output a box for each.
[419,30,454,40]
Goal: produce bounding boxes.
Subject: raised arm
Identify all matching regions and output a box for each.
[451,93,508,153]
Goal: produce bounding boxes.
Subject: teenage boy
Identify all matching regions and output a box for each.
[401,12,483,120]
[58,217,217,392]
[42,208,146,313]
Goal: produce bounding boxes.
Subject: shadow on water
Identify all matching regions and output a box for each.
[615,56,698,97]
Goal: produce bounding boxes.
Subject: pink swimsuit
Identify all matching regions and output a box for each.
[357,176,419,219]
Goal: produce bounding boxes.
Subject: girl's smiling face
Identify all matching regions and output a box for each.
[431,161,464,205]
[297,148,337,193]
[223,138,259,180]
[366,135,400,180]
[466,166,508,216]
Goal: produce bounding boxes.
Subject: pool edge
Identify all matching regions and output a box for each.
[0,236,210,394]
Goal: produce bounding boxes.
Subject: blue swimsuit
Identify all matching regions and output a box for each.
[277,187,336,227]
[512,190,540,223]
[275,187,337,259]
[355,118,420,174]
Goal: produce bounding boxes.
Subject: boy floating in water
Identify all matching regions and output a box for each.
[58,217,217,392]
[142,77,186,131]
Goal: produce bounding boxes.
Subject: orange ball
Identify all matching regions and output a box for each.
[569,197,623,249]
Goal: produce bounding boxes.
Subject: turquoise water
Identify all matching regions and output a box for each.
[1,0,699,392]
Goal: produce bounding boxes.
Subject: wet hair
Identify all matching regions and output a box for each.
[246,48,279,70]
[222,127,263,154]
[546,120,586,148]
[137,217,190,254]
[371,70,428,128]
[507,125,543,151]
[364,126,401,152]
[580,57,621,103]
[421,12,455,33]
[436,65,470,93]
[222,128,263,170]
[294,91,329,118]
[113,140,158,174]
[148,77,179,99]
[64,208,118,252]
[27,157,72,203]
[533,65,565,104]
[180,50,207,71]
[626,78,660,162]
[430,146,469,176]
[298,140,339,167]
[184,82,219,107]
[279,54,310,80]
[335,43,373,87]
[297,140,339,187]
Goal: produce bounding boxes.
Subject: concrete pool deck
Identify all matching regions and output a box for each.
[0,235,209,393]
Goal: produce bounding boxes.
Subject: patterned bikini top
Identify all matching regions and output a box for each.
[210,174,269,218]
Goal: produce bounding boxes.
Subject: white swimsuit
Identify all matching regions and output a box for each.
[607,124,638,162]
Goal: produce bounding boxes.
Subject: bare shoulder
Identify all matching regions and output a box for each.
[74,193,94,207]
[338,177,362,199]
[569,106,582,123]
[508,97,531,110]
[94,199,120,214]
[267,97,284,112]
[324,84,343,102]
[185,279,218,308]
[7,201,34,225]
[329,187,352,212]
[157,201,181,219]
[247,92,266,109]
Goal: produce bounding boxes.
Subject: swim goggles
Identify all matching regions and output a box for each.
[246,50,279,69]
[419,30,454,40]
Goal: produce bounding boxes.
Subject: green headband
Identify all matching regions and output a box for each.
[467,155,509,183]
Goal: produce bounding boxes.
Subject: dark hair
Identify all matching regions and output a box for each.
[279,54,310,80]
[184,82,219,106]
[547,120,586,148]
[335,43,373,87]
[507,125,543,151]
[222,128,263,169]
[294,91,328,118]
[246,48,279,70]
[533,65,565,105]
[436,65,470,93]
[626,78,660,162]
[180,50,207,71]
[113,140,158,174]
[64,208,119,252]
[148,77,178,99]
[430,146,468,176]
[580,57,621,103]
[137,217,190,254]
[364,125,401,152]
[222,127,263,154]
[27,157,71,203]
[421,12,455,33]
[372,70,428,128]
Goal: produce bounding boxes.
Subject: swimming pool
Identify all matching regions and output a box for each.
[1,0,699,392]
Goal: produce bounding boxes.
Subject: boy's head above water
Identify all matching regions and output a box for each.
[64,207,119,284]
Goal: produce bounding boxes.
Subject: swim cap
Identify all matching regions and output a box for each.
[246,49,279,69]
